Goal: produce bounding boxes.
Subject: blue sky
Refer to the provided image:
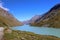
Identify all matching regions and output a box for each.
[1,0,60,21]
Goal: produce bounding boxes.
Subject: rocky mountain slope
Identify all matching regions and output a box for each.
[29,4,60,28]
[29,15,41,24]
[0,8,22,27]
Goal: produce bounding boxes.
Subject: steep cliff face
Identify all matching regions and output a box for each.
[0,8,22,27]
[29,4,60,28]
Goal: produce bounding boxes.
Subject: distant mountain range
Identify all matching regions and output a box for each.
[0,8,22,27]
[22,15,41,25]
[28,4,60,28]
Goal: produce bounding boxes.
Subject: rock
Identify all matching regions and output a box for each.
[0,27,4,40]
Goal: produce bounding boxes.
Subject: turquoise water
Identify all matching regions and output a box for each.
[12,25,60,38]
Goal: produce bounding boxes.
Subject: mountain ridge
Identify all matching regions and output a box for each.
[29,4,60,28]
[0,7,22,27]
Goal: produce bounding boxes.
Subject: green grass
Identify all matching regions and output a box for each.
[3,30,60,40]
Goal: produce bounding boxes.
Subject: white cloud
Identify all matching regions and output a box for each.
[0,1,9,11]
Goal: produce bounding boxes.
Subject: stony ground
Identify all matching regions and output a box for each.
[0,27,4,40]
[0,27,60,40]
[3,29,60,40]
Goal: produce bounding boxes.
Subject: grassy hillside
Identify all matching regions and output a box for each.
[3,30,60,40]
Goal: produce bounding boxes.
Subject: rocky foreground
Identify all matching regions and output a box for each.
[0,27,59,40]
[2,29,60,40]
